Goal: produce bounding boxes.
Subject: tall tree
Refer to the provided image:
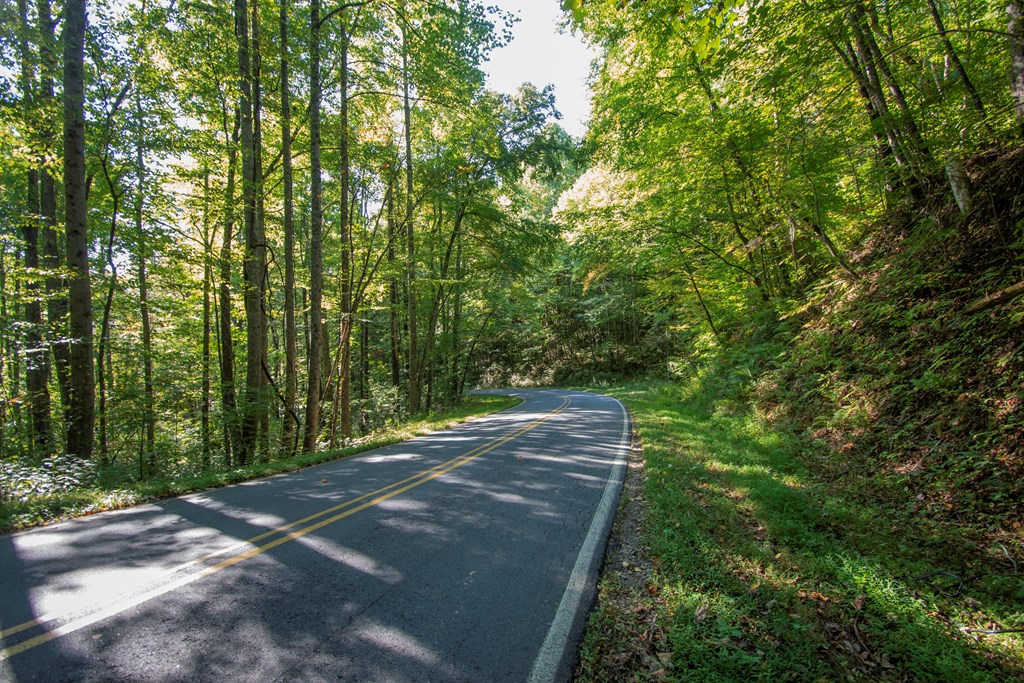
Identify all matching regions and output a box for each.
[279,0,298,454]
[17,0,52,454]
[63,0,94,459]
[303,0,325,454]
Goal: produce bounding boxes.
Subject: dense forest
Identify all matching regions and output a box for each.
[1,0,578,480]
[2,0,1023,676]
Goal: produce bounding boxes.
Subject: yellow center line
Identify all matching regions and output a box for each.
[0,396,570,661]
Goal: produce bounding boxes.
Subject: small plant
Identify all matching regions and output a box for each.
[0,455,99,502]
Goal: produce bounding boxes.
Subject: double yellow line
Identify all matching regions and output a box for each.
[0,395,570,662]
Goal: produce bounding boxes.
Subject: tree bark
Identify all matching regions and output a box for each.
[1010,0,1024,134]
[387,167,402,389]
[402,25,420,415]
[18,0,52,454]
[63,0,94,460]
[279,0,298,455]
[251,0,269,457]
[339,25,353,443]
[303,0,325,454]
[219,113,241,466]
[38,0,71,428]
[96,159,122,464]
[202,170,212,469]
[236,0,265,465]
[135,94,156,475]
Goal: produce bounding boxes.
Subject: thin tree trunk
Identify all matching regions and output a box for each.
[63,0,94,460]
[448,237,462,404]
[387,168,401,389]
[402,26,420,415]
[96,160,122,464]
[135,95,156,475]
[924,0,989,128]
[251,0,269,458]
[1010,0,1024,134]
[202,170,213,469]
[236,0,263,465]
[339,26,353,443]
[303,0,324,454]
[219,112,241,467]
[38,0,70,430]
[279,0,298,455]
[359,317,369,434]
[682,260,720,341]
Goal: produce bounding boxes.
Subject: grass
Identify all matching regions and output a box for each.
[0,393,520,534]
[576,379,1023,682]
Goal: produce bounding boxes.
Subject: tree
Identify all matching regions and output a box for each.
[63,0,94,460]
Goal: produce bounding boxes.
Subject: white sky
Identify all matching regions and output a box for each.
[483,1,597,138]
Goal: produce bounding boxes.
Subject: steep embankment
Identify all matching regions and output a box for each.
[759,147,1023,549]
[576,149,1023,681]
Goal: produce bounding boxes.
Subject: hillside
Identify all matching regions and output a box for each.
[574,148,1024,681]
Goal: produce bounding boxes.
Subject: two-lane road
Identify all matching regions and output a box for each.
[0,389,629,682]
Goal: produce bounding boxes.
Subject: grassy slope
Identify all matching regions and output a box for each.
[577,151,1024,681]
[0,394,520,533]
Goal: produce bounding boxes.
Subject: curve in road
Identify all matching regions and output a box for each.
[0,389,629,682]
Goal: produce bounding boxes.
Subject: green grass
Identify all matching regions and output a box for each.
[0,394,520,533]
[577,380,1023,682]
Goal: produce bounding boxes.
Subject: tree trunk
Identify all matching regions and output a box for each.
[63,0,94,460]
[236,0,265,465]
[924,0,989,129]
[96,163,121,464]
[387,169,401,389]
[251,0,269,458]
[359,316,369,434]
[38,0,71,430]
[448,237,462,404]
[18,0,52,455]
[219,113,241,467]
[1010,0,1024,134]
[279,0,298,455]
[339,26,353,443]
[202,171,212,469]
[682,260,720,341]
[402,27,420,415]
[303,0,324,454]
[135,96,156,475]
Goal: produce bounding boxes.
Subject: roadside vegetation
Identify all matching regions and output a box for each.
[0,394,518,533]
[578,374,1022,681]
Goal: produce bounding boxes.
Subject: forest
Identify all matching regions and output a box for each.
[2,0,1024,677]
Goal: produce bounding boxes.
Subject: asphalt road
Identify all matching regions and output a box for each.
[0,389,629,683]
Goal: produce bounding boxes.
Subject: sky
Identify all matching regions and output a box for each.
[482,1,597,138]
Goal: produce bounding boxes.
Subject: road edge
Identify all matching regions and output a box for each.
[527,393,632,683]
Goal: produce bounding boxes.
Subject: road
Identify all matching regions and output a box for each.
[0,389,629,682]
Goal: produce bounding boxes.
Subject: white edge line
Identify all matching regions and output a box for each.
[527,395,631,683]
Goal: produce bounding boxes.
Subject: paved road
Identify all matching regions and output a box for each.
[0,389,629,683]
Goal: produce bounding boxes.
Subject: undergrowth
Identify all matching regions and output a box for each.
[579,377,1022,682]
[0,394,519,533]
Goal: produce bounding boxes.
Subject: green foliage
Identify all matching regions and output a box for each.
[578,377,1022,681]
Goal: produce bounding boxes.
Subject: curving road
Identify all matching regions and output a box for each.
[0,389,629,683]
